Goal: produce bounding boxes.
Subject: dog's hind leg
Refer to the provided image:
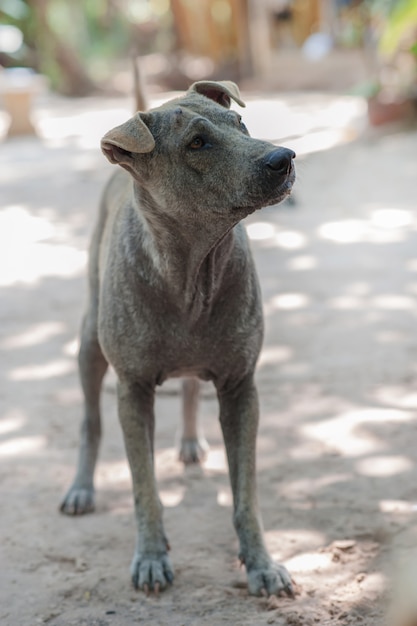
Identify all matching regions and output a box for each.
[60,313,108,515]
[179,377,208,464]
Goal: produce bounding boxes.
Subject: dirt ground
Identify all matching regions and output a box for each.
[1,87,417,626]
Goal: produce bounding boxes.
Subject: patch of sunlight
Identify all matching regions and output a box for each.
[359,572,386,594]
[246,221,276,241]
[329,296,363,310]
[356,456,413,477]
[371,294,416,310]
[318,219,367,243]
[287,255,318,271]
[37,107,130,148]
[280,474,351,497]
[205,447,227,472]
[9,358,74,381]
[285,551,334,573]
[217,487,233,507]
[1,242,86,286]
[0,435,46,456]
[0,321,66,350]
[290,128,355,156]
[371,208,413,229]
[258,345,293,366]
[0,204,86,285]
[379,500,417,513]
[275,230,307,249]
[0,410,26,435]
[160,487,185,507]
[302,408,414,457]
[266,293,310,312]
[63,338,79,357]
[0,205,55,243]
[373,387,417,410]
[96,461,130,488]
[242,95,365,151]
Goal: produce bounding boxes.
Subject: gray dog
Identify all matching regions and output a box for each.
[61,80,296,597]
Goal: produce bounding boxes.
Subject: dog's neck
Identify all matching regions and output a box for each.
[131,188,238,318]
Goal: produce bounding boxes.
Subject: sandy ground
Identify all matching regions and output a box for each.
[1,89,417,626]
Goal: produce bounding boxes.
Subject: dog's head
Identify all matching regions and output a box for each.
[101,81,295,221]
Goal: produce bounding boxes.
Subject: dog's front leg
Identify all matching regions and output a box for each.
[218,374,294,597]
[117,379,173,593]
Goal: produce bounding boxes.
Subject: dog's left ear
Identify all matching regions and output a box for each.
[189,80,245,109]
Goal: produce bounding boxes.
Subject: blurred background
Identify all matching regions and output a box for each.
[0,0,416,104]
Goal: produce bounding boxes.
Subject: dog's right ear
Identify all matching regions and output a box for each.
[101,113,155,166]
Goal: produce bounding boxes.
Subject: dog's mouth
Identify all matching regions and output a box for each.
[234,168,295,214]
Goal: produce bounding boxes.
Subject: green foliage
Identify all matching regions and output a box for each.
[379,0,417,56]
[0,0,173,93]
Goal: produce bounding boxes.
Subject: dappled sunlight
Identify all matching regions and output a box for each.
[290,127,356,156]
[0,321,66,350]
[265,292,310,314]
[301,408,414,457]
[371,294,416,311]
[275,230,307,250]
[204,447,227,473]
[318,207,416,246]
[0,409,26,435]
[9,358,75,381]
[379,500,417,514]
[287,255,318,271]
[0,435,46,456]
[328,295,364,310]
[63,338,79,357]
[371,208,413,230]
[246,221,275,241]
[36,103,131,149]
[279,474,351,499]
[160,487,185,507]
[242,94,366,151]
[356,455,413,477]
[319,219,368,244]
[285,550,334,573]
[0,204,86,286]
[372,387,417,410]
[96,460,131,489]
[217,487,233,507]
[258,345,293,367]
[246,222,307,250]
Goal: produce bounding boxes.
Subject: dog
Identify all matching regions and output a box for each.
[60,79,296,597]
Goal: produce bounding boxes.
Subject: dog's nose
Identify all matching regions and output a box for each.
[265,148,296,176]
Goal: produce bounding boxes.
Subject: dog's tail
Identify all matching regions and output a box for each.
[132,56,147,112]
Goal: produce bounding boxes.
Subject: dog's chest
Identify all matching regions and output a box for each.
[98,285,261,384]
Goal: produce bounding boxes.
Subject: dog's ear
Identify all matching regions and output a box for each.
[188,80,245,109]
[101,113,155,166]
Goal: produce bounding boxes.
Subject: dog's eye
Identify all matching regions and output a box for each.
[189,136,205,149]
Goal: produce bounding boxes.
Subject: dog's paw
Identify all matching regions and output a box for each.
[246,560,294,598]
[179,437,209,464]
[60,485,95,515]
[131,551,174,593]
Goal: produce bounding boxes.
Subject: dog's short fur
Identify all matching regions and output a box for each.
[61,80,296,597]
